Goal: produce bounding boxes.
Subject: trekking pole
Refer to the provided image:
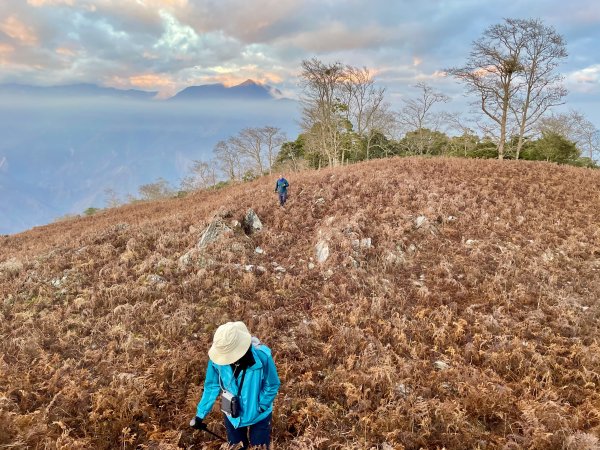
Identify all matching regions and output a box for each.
[200,427,226,442]
[190,418,227,442]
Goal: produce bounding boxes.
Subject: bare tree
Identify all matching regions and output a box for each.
[181,160,217,191]
[213,139,243,182]
[342,66,394,160]
[538,110,600,160]
[448,20,527,159]
[103,188,121,208]
[397,83,449,155]
[449,18,568,160]
[231,128,265,175]
[260,126,286,174]
[442,112,479,156]
[509,19,567,159]
[138,178,173,201]
[300,58,348,167]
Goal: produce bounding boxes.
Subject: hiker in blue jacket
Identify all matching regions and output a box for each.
[274,174,289,207]
[190,321,280,449]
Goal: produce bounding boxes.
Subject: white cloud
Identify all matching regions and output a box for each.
[566,64,600,92]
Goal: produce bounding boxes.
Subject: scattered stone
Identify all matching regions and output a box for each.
[230,242,245,253]
[242,209,263,234]
[230,220,241,228]
[315,240,330,263]
[198,219,232,248]
[465,239,478,246]
[308,262,315,270]
[323,269,334,279]
[255,247,265,254]
[407,244,417,254]
[395,383,411,396]
[360,238,372,249]
[50,275,67,288]
[255,266,267,274]
[0,258,23,275]
[147,274,166,285]
[274,265,286,273]
[447,215,457,222]
[415,216,428,229]
[348,256,359,268]
[314,197,325,205]
[433,360,450,371]
[178,251,193,267]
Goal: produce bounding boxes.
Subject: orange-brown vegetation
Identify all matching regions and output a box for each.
[1,157,599,449]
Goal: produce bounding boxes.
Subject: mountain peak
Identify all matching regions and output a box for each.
[236,79,260,87]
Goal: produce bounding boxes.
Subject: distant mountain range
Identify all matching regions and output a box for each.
[0,79,285,102]
[0,80,298,234]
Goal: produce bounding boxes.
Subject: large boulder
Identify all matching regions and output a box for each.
[197,219,233,248]
[242,208,263,234]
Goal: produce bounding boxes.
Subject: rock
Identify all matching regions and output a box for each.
[415,216,428,229]
[178,251,193,267]
[465,239,478,246]
[230,220,241,228]
[242,209,262,234]
[255,247,265,254]
[447,215,457,222]
[315,240,330,263]
[395,383,411,396]
[274,265,286,273]
[308,262,315,270]
[255,266,267,274]
[197,219,232,248]
[0,258,23,275]
[147,274,166,285]
[433,360,450,371]
[360,238,372,249]
[50,275,67,288]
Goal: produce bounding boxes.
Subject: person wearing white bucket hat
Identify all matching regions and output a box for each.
[190,321,280,449]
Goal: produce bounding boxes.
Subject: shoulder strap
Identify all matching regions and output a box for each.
[238,368,248,392]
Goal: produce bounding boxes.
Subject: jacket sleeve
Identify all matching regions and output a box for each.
[195,361,221,419]
[258,352,281,411]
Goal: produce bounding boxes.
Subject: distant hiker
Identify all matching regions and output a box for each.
[274,174,289,207]
[190,321,280,449]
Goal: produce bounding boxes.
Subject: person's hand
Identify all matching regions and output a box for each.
[190,417,207,430]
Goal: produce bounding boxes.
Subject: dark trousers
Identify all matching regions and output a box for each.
[224,413,272,449]
[278,193,287,206]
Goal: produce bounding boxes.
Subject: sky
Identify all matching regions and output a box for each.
[0,0,599,118]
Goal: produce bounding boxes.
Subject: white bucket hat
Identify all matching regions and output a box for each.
[208,321,252,365]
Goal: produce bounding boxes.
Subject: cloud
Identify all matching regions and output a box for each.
[27,0,75,6]
[566,64,600,92]
[0,16,38,45]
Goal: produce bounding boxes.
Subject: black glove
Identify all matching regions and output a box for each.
[189,417,207,430]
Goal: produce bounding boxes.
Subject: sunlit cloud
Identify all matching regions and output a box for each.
[27,0,75,6]
[565,64,600,92]
[0,16,38,45]
[55,47,76,57]
[0,43,15,56]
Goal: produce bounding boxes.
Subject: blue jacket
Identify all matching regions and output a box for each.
[275,178,289,194]
[195,343,280,428]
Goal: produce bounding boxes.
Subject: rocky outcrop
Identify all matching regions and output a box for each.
[242,208,263,235]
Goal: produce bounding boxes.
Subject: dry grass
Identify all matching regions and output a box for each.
[1,157,599,449]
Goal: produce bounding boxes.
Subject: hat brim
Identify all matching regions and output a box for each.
[208,330,252,365]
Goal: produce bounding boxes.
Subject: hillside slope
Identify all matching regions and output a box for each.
[1,158,599,450]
